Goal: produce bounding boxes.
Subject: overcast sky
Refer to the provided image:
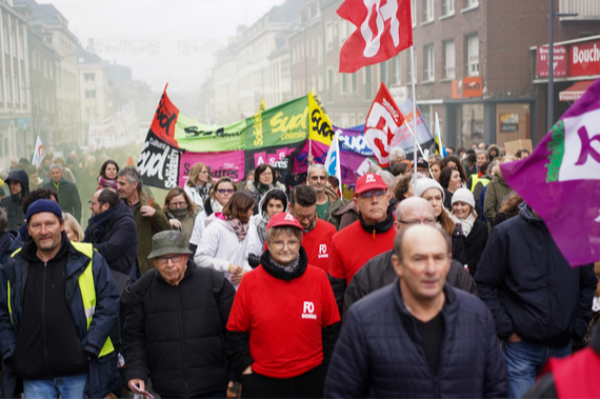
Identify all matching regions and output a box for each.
[39,0,285,94]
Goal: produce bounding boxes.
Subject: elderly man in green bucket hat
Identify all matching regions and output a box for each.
[123,230,236,399]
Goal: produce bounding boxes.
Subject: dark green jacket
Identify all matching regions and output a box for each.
[130,199,171,276]
[324,187,347,231]
[43,178,82,222]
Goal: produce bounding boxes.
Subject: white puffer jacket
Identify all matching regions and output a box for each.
[194,214,251,289]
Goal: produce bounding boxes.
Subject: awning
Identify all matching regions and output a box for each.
[559,80,594,102]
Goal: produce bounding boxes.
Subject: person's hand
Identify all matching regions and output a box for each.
[128,379,147,395]
[231,273,243,285]
[228,264,243,275]
[242,365,253,375]
[169,219,181,229]
[308,154,315,164]
[140,205,156,218]
[508,333,522,342]
[227,381,240,399]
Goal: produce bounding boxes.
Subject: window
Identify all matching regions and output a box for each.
[443,40,455,79]
[339,20,348,47]
[408,50,417,82]
[351,72,358,93]
[467,35,479,76]
[364,66,372,100]
[380,61,388,86]
[463,0,478,9]
[326,22,333,50]
[85,90,96,99]
[443,0,455,16]
[341,73,348,94]
[391,56,402,84]
[411,0,417,27]
[422,0,434,22]
[84,73,95,82]
[424,45,434,81]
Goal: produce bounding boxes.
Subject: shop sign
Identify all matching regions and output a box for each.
[499,113,519,133]
[537,45,568,77]
[463,77,483,98]
[569,39,600,77]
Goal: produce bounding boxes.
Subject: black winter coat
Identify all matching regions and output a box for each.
[325,282,508,398]
[1,170,29,230]
[475,203,597,346]
[84,202,138,281]
[123,261,236,398]
[43,179,82,222]
[462,220,488,277]
[345,250,478,311]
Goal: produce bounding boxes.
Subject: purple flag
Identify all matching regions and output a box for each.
[501,78,600,267]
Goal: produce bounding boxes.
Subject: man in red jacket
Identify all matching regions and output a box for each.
[328,173,396,314]
[289,185,337,273]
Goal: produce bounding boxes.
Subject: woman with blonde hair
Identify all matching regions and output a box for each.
[63,212,84,242]
[184,162,212,208]
[163,187,200,245]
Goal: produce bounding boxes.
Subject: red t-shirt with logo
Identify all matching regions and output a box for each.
[302,219,337,273]
[329,220,396,284]
[226,264,340,379]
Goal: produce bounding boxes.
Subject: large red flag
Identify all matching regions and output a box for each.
[338,0,413,73]
[364,83,405,168]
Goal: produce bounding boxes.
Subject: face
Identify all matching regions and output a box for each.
[308,168,327,193]
[291,203,317,230]
[28,212,64,252]
[169,194,188,210]
[477,153,488,168]
[64,224,78,242]
[152,254,189,286]
[392,229,451,302]
[449,170,462,191]
[43,158,52,168]
[520,151,530,159]
[489,149,497,158]
[266,199,284,217]
[197,167,210,185]
[395,203,437,232]
[50,168,63,183]
[259,168,273,185]
[90,191,109,216]
[453,201,472,220]
[8,181,21,196]
[215,182,235,206]
[417,165,428,175]
[268,230,301,266]
[421,188,443,218]
[354,189,388,223]
[117,177,136,200]
[105,163,118,179]
[431,164,441,181]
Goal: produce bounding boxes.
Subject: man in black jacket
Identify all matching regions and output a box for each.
[0,170,29,230]
[475,202,597,399]
[124,230,235,399]
[43,164,82,223]
[85,188,138,285]
[345,197,477,312]
[325,225,508,398]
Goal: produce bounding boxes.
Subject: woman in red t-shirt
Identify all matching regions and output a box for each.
[226,212,341,399]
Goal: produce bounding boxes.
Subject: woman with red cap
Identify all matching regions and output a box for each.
[226,212,340,399]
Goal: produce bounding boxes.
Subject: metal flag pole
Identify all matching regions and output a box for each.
[410,45,418,178]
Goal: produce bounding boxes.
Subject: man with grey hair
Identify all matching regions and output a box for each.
[377,170,398,213]
[117,166,170,276]
[325,224,508,398]
[306,163,345,227]
[389,147,406,168]
[42,163,82,222]
[345,197,477,310]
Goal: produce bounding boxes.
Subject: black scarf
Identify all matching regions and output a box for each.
[260,247,308,282]
[358,202,395,236]
[84,206,118,243]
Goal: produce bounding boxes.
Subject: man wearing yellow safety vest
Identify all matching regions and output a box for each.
[0,199,120,399]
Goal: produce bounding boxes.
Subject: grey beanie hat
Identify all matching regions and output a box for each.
[414,179,445,202]
[451,188,476,208]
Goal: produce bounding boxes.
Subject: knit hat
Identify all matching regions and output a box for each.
[414,179,445,202]
[26,199,62,221]
[451,188,475,208]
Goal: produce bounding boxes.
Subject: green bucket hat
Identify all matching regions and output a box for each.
[147,230,193,259]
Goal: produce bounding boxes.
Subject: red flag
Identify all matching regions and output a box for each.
[364,83,405,168]
[338,0,413,73]
[150,84,180,148]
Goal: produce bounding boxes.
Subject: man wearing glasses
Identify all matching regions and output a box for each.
[345,197,477,311]
[124,230,235,399]
[289,185,337,273]
[306,164,344,224]
[328,173,396,315]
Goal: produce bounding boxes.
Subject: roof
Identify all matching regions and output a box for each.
[15,0,67,26]
[77,44,103,65]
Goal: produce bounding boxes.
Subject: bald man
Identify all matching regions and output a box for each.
[345,197,477,311]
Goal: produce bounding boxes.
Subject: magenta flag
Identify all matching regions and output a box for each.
[501,78,600,267]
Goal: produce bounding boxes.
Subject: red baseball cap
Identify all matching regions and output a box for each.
[267,212,303,231]
[355,173,387,195]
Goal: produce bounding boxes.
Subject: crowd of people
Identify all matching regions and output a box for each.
[0,140,596,399]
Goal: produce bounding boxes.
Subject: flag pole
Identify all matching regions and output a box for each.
[410,45,417,178]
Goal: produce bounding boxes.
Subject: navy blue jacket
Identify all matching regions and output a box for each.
[324,281,508,398]
[475,203,597,347]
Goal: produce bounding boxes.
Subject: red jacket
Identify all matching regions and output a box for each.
[302,219,337,273]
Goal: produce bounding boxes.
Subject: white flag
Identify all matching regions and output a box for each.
[32,136,43,168]
[324,129,342,194]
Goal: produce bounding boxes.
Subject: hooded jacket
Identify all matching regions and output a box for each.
[43,178,82,222]
[245,180,286,215]
[331,200,359,231]
[84,201,138,281]
[1,170,29,230]
[194,214,251,289]
[483,172,512,230]
[475,203,597,346]
[0,230,22,267]
[322,187,347,230]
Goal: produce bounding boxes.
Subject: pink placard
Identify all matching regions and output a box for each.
[179,150,245,186]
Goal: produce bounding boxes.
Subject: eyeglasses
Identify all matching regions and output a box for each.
[169,201,187,208]
[357,190,385,199]
[156,254,183,265]
[310,176,327,181]
[218,189,234,194]
[270,240,300,249]
[88,200,103,206]
[398,219,437,226]
[295,213,316,222]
